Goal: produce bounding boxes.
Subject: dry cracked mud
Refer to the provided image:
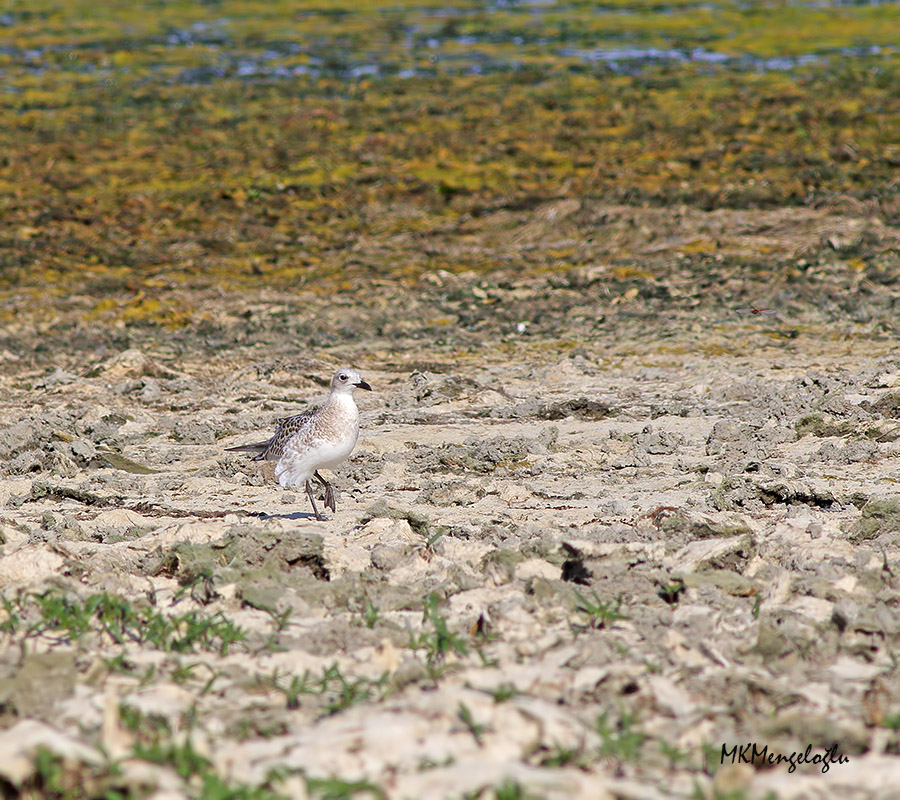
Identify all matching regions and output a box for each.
[3,203,900,799]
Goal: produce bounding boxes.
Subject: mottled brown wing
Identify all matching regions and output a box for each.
[259,407,319,460]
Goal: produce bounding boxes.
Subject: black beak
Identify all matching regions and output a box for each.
[355,380,372,391]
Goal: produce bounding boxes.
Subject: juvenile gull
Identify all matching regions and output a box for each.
[226,368,372,520]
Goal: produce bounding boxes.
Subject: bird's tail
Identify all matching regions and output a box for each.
[225,441,270,460]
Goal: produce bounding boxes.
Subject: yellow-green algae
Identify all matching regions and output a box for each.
[0,0,898,327]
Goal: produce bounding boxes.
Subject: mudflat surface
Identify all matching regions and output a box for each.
[3,221,900,798]
[3,1,900,798]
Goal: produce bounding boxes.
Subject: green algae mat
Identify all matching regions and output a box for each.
[2,1,898,320]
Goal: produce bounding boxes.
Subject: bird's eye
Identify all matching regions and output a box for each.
[339,373,347,381]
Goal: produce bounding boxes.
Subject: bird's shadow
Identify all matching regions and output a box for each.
[249,511,323,521]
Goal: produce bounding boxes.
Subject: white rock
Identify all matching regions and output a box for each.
[834,574,858,594]
[0,478,33,508]
[0,545,64,585]
[124,683,198,726]
[753,752,900,798]
[397,762,611,800]
[784,595,834,624]
[0,720,101,786]
[498,484,532,505]
[353,517,419,546]
[664,535,752,573]
[646,675,696,718]
[86,508,155,531]
[514,558,560,582]
[101,348,158,379]
[827,657,885,684]
[705,471,725,487]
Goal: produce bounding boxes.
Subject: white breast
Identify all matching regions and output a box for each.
[273,394,360,489]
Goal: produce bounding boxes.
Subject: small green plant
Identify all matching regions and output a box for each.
[260,607,292,653]
[6,590,246,655]
[350,593,380,629]
[692,786,751,800]
[597,709,646,763]
[0,594,21,635]
[123,708,289,795]
[173,571,219,606]
[319,663,385,716]
[751,594,762,619]
[267,607,292,634]
[659,739,690,769]
[258,664,388,716]
[305,776,387,800]
[492,781,542,800]
[120,704,172,749]
[421,528,445,554]
[537,742,591,768]
[408,593,469,679]
[31,747,74,797]
[127,728,288,799]
[172,661,202,684]
[483,682,519,703]
[573,590,629,631]
[701,742,722,775]
[657,579,685,605]
[133,737,211,781]
[198,772,289,800]
[456,702,489,746]
[139,664,158,687]
[29,739,284,800]
[882,712,900,731]
[29,746,124,800]
[260,668,315,710]
[362,597,379,629]
[417,756,455,772]
[227,716,288,743]
[30,592,95,639]
[102,652,133,674]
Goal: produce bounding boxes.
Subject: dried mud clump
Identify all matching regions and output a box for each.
[407,429,557,474]
[155,526,329,584]
[868,392,900,419]
[536,398,611,421]
[852,498,900,544]
[0,413,105,477]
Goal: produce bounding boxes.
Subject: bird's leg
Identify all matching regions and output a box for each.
[305,479,325,521]
[314,470,336,513]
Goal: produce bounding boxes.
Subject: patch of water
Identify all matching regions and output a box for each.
[1,40,891,89]
[1,2,896,89]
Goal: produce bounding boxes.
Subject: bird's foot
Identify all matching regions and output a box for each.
[314,471,337,513]
[323,484,336,513]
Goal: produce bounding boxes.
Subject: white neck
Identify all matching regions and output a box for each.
[330,391,358,411]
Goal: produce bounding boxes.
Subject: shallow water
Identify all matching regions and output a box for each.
[2,0,898,90]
